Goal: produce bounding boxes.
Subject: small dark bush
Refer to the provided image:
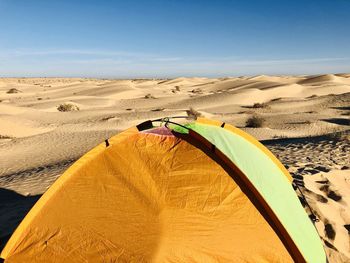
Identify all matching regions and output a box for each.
[252,102,270,109]
[57,103,80,112]
[144,94,156,99]
[246,115,266,128]
[186,107,202,119]
[7,88,21,94]
[191,88,202,94]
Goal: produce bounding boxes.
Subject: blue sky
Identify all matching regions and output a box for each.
[0,0,349,78]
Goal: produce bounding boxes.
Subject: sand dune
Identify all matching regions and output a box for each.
[0,74,349,261]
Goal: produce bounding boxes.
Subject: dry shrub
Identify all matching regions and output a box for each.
[252,102,270,109]
[186,107,202,119]
[191,88,203,94]
[246,115,266,128]
[7,88,21,94]
[57,103,80,112]
[144,94,156,99]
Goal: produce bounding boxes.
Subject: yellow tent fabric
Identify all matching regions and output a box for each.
[1,126,293,262]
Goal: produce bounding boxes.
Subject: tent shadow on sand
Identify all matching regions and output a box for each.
[0,188,41,251]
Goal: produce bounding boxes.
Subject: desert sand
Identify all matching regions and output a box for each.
[0,75,349,262]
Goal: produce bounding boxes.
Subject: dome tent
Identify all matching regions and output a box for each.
[1,117,326,262]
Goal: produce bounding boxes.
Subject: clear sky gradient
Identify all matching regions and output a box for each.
[0,0,349,78]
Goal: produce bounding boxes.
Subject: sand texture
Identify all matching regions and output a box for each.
[0,75,349,261]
